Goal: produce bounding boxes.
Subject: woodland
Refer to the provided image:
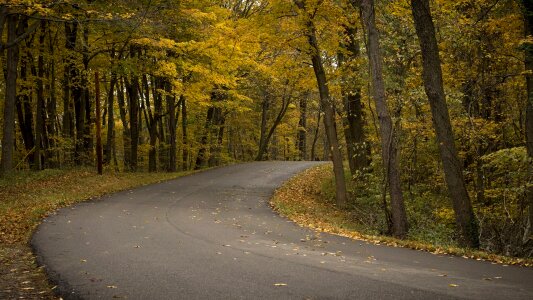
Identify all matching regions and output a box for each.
[1,0,533,259]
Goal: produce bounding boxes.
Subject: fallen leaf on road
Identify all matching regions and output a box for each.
[448,284,459,287]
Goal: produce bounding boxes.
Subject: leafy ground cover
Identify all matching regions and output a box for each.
[0,168,193,299]
[271,164,533,268]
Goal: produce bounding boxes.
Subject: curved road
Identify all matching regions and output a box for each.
[32,162,533,299]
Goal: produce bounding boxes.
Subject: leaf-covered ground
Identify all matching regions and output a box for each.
[271,164,533,268]
[0,168,194,299]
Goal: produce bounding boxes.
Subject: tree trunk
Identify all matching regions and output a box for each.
[82,26,92,165]
[105,67,117,165]
[522,0,533,233]
[167,85,178,172]
[95,72,103,175]
[360,0,408,237]
[311,111,321,161]
[195,106,215,169]
[181,97,189,170]
[1,14,19,175]
[62,22,77,145]
[338,24,369,175]
[411,0,479,248]
[117,77,131,169]
[294,0,347,208]
[126,74,140,172]
[16,19,36,169]
[34,20,46,170]
[297,94,308,160]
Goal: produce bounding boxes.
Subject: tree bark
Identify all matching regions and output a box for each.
[338,24,369,175]
[117,77,131,169]
[181,97,189,171]
[294,0,347,208]
[360,0,408,237]
[168,85,178,172]
[34,20,46,170]
[105,65,117,165]
[522,0,533,234]
[1,14,19,175]
[95,72,103,175]
[298,95,308,161]
[411,0,479,248]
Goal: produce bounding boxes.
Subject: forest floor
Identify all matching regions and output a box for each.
[271,164,533,268]
[0,168,195,299]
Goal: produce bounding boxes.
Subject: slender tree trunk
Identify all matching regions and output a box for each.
[46,36,58,168]
[338,24,369,175]
[411,0,479,248]
[297,94,308,160]
[117,77,131,169]
[34,20,46,170]
[195,106,215,169]
[82,26,92,164]
[522,0,533,232]
[360,0,408,237]
[95,72,103,175]
[105,67,117,165]
[1,15,19,175]
[257,94,270,160]
[294,0,347,208]
[168,85,178,172]
[126,75,140,172]
[16,20,36,169]
[311,111,321,161]
[62,22,77,144]
[181,97,189,170]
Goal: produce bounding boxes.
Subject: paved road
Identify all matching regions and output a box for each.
[32,162,533,299]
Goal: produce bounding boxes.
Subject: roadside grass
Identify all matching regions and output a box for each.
[0,168,194,299]
[271,164,533,268]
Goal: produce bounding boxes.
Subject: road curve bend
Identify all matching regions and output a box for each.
[32,162,533,299]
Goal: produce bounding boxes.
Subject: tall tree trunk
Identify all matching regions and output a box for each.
[311,111,321,161]
[297,94,308,160]
[105,67,117,165]
[181,97,189,170]
[63,22,77,162]
[117,77,131,169]
[46,32,58,168]
[411,0,479,248]
[338,24,369,175]
[82,26,92,165]
[34,20,46,170]
[257,94,270,160]
[16,19,36,169]
[142,74,158,172]
[360,0,408,237]
[195,106,215,169]
[167,85,178,172]
[125,74,140,172]
[1,15,19,175]
[522,0,533,234]
[294,0,347,208]
[95,71,103,175]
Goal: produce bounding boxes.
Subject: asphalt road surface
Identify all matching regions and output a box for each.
[32,162,533,299]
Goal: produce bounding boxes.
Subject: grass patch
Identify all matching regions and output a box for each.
[271,164,533,267]
[0,168,195,299]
